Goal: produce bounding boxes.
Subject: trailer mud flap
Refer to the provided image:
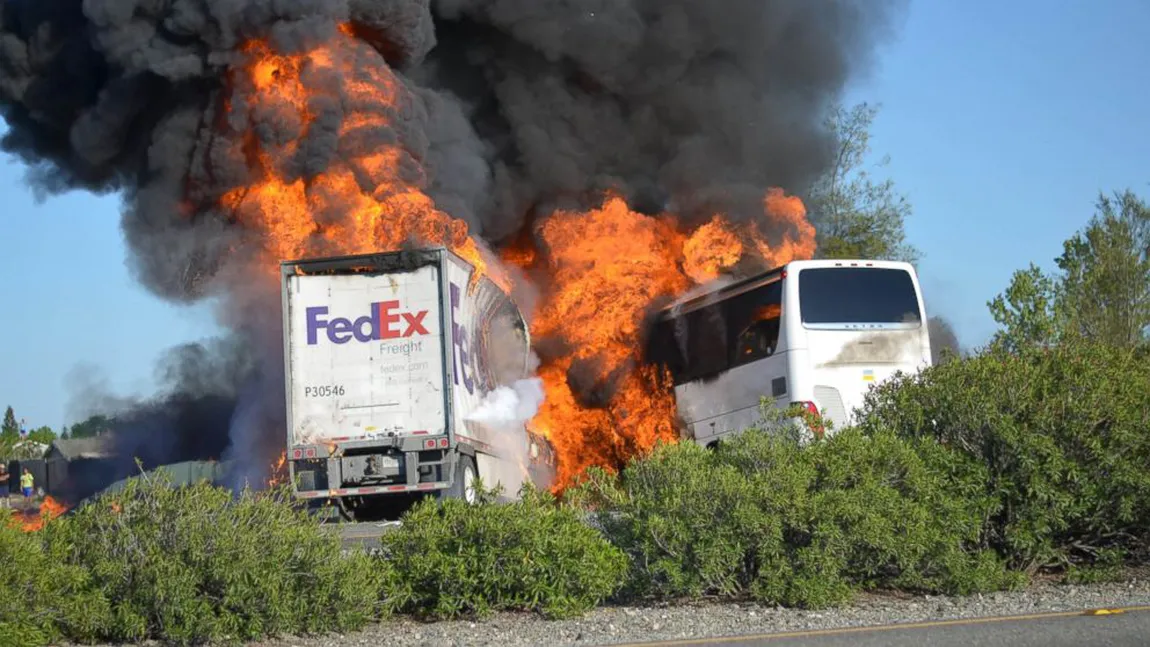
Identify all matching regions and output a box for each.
[405,451,419,484]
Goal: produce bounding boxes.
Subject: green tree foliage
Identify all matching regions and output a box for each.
[858,339,1150,572]
[806,102,919,264]
[67,414,111,439]
[0,416,55,459]
[25,426,56,446]
[987,264,1059,352]
[989,189,1150,350]
[1058,190,1150,345]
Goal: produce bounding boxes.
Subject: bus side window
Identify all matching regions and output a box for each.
[730,280,783,367]
[646,303,730,386]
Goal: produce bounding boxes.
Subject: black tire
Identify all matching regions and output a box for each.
[440,454,478,504]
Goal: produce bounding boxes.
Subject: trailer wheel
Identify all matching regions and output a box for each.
[441,454,478,504]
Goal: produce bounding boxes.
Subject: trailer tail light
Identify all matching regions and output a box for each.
[438,438,449,448]
[291,447,320,460]
[424,439,436,449]
[793,401,826,440]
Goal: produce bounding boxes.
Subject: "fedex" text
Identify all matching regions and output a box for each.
[306,301,429,345]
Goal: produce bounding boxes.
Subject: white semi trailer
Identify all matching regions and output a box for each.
[280,248,553,520]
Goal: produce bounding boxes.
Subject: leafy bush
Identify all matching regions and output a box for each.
[42,473,383,645]
[571,418,1018,609]
[858,340,1150,571]
[0,513,108,647]
[379,483,627,619]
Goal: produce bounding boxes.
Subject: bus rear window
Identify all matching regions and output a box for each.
[798,267,921,325]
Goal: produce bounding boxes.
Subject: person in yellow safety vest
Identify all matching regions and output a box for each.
[20,468,34,511]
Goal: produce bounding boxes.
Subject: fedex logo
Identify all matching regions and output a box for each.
[306,301,429,345]
[451,283,481,396]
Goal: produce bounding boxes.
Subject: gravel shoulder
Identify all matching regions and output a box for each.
[251,573,1150,647]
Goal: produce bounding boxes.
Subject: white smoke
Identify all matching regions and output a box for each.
[463,377,551,497]
[466,377,545,427]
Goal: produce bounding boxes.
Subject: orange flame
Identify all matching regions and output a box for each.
[755,303,783,320]
[221,27,816,492]
[220,28,506,291]
[518,192,815,488]
[267,451,288,488]
[9,496,69,532]
[523,195,689,486]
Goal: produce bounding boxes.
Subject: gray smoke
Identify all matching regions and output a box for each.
[928,315,963,364]
[1,0,903,478]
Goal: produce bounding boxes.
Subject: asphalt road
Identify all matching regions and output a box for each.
[608,606,1150,647]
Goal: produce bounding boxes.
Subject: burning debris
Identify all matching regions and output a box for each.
[1,0,902,491]
[5,496,67,532]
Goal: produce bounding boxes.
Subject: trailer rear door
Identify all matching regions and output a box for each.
[284,264,446,444]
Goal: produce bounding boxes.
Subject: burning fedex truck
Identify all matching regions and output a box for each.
[280,248,554,520]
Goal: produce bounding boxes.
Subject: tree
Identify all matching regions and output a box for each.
[68,414,111,439]
[989,189,1150,350]
[26,426,57,446]
[1056,190,1150,346]
[987,264,1059,352]
[1,406,17,439]
[806,102,920,264]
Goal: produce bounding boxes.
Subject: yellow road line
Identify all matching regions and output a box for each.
[607,604,1150,646]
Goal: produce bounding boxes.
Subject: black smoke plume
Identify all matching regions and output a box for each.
[1,0,904,491]
[60,338,258,502]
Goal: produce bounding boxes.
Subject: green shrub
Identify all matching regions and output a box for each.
[1064,547,1126,584]
[379,483,628,619]
[858,340,1150,571]
[0,513,108,647]
[42,473,383,645]
[571,419,1018,609]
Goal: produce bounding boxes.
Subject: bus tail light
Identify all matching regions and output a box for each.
[793,401,825,440]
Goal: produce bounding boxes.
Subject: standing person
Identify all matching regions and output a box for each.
[20,468,34,511]
[0,465,8,509]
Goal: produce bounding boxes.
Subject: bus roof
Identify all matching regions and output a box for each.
[656,259,918,320]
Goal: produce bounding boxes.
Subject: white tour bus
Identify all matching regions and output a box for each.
[647,260,932,445]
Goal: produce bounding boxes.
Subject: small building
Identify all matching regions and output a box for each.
[45,436,118,500]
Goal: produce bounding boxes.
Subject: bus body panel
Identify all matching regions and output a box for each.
[673,351,791,444]
[800,328,930,429]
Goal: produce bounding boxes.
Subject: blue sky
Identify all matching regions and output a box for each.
[2,0,1148,429]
